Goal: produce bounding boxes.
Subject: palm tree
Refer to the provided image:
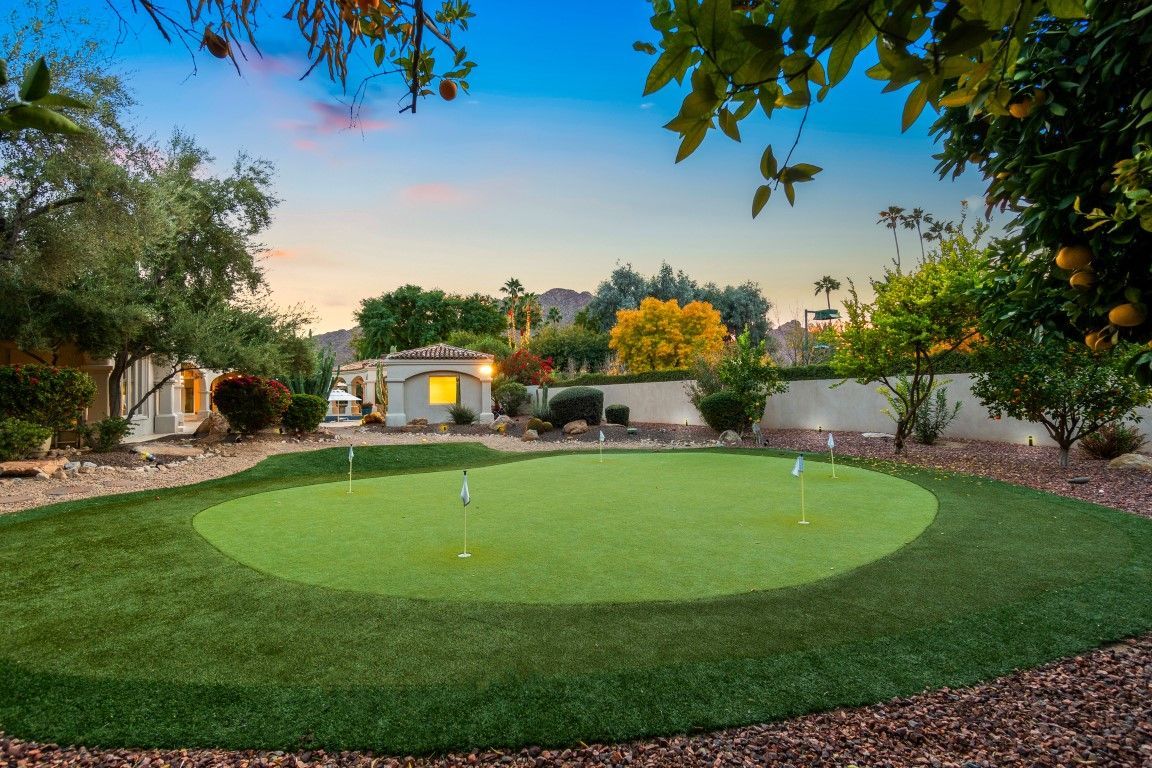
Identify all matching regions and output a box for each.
[876,205,905,271]
[901,207,928,262]
[521,292,541,341]
[546,306,562,326]
[813,275,842,310]
[500,277,524,345]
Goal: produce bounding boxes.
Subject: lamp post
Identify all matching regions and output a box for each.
[803,308,841,365]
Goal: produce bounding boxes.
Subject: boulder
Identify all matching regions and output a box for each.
[1108,453,1152,473]
[0,457,67,478]
[861,432,895,440]
[193,412,229,438]
[718,430,742,447]
[489,415,514,432]
[407,418,429,427]
[522,429,539,442]
[563,420,589,436]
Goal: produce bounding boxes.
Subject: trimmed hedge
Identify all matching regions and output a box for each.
[698,391,745,433]
[605,404,630,426]
[548,386,603,426]
[281,394,328,435]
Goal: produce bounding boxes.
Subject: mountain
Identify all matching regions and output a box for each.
[538,288,593,326]
[311,328,358,365]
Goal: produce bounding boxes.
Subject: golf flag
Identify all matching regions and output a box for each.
[348,445,354,461]
[599,430,605,442]
[827,432,838,478]
[792,454,805,477]
[827,433,835,450]
[346,445,354,493]
[460,471,471,507]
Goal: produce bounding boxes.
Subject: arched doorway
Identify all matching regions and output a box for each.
[181,366,205,415]
[349,376,366,415]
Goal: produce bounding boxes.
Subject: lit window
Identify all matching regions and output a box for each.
[428,375,458,405]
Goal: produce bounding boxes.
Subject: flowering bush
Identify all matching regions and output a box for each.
[0,364,97,436]
[212,375,292,435]
[499,349,554,386]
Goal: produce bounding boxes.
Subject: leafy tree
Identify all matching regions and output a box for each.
[584,263,650,332]
[356,286,507,357]
[970,337,1152,467]
[444,330,511,359]
[648,261,699,305]
[610,297,726,373]
[813,275,841,310]
[528,326,611,374]
[446,292,505,337]
[690,329,786,433]
[697,280,772,343]
[832,230,983,453]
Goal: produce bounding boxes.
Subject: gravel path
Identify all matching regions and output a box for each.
[2,424,1150,766]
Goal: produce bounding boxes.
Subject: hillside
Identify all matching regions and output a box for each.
[538,288,593,325]
[310,328,358,365]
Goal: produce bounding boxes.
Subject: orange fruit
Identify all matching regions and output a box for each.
[1085,331,1114,352]
[968,153,984,163]
[1055,245,1093,271]
[1008,99,1033,119]
[439,79,458,101]
[203,29,230,59]
[357,0,380,10]
[1031,88,1048,106]
[1108,303,1147,327]
[1069,270,1097,290]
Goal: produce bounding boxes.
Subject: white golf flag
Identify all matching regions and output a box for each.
[792,454,805,477]
[460,471,471,507]
[827,433,835,450]
[348,445,354,461]
[599,430,605,443]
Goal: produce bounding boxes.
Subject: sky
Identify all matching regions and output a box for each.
[41,2,995,333]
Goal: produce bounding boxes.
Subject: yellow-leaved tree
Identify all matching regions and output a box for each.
[610,297,725,373]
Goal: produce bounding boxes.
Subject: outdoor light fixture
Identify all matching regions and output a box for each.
[479,364,493,378]
[1028,435,1034,446]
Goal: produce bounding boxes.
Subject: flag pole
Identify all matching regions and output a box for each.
[799,471,808,524]
[830,445,837,479]
[458,470,471,558]
[347,446,354,494]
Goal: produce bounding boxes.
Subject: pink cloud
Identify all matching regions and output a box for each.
[280,101,395,153]
[400,182,472,205]
[266,248,296,260]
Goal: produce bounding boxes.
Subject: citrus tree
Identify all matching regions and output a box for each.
[610,297,726,372]
[832,229,983,453]
[970,337,1152,467]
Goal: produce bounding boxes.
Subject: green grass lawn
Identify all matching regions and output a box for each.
[1,444,1150,754]
[194,453,937,602]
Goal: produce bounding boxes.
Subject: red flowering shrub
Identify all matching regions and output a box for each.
[499,349,554,386]
[212,375,292,435]
[0,364,97,435]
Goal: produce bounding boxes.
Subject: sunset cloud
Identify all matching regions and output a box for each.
[266,248,297,260]
[280,101,395,152]
[400,182,472,205]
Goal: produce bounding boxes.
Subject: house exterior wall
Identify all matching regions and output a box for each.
[402,371,483,424]
[383,358,493,426]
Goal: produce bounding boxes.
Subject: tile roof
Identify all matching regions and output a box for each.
[385,344,494,361]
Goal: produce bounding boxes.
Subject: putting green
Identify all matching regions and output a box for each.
[194,453,936,603]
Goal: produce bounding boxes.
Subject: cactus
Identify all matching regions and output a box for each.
[279,346,336,397]
[375,362,387,414]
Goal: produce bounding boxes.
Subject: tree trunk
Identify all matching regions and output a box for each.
[1059,444,1070,468]
[891,229,901,271]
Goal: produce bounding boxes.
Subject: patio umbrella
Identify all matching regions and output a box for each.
[327,389,362,403]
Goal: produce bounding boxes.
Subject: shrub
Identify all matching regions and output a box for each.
[549,386,603,426]
[493,379,530,415]
[605,404,630,426]
[0,418,52,461]
[525,417,553,433]
[0,364,97,436]
[446,403,477,425]
[281,394,328,435]
[698,391,745,433]
[212,375,293,435]
[499,349,554,386]
[913,386,962,445]
[1080,421,1148,459]
[82,417,134,452]
[361,411,385,425]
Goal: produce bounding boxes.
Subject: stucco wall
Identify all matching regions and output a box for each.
[552,375,1152,446]
[403,371,484,424]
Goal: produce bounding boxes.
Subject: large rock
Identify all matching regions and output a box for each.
[489,415,514,432]
[0,457,67,478]
[718,430,742,447]
[522,429,539,442]
[563,420,589,436]
[1109,453,1152,473]
[193,412,229,438]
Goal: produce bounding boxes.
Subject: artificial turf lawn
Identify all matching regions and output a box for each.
[1,444,1150,754]
[194,453,937,602]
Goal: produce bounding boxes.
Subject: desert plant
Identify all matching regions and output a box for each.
[0,364,97,439]
[277,346,336,396]
[446,403,477,425]
[531,385,552,420]
[525,417,553,433]
[212,375,293,435]
[1079,421,1148,459]
[913,386,962,445]
[548,386,603,426]
[698,390,745,433]
[493,379,530,416]
[605,404,630,426]
[81,417,134,452]
[281,393,329,435]
[361,411,385,425]
[0,418,52,461]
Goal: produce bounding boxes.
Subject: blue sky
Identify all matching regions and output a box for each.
[43,2,994,332]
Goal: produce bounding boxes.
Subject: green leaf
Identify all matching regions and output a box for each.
[936,21,993,57]
[827,18,873,86]
[1046,0,1087,18]
[643,45,692,96]
[632,41,658,54]
[759,144,777,180]
[0,112,17,131]
[752,184,772,217]
[784,180,796,206]
[30,93,90,110]
[0,59,7,87]
[789,162,822,179]
[739,24,782,52]
[718,108,741,141]
[19,57,51,102]
[5,104,84,134]
[374,44,385,67]
[697,0,731,52]
[901,81,928,132]
[675,123,709,163]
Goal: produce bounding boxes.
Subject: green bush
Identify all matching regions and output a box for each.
[698,391,745,433]
[82,417,134,452]
[446,403,477,425]
[0,418,52,461]
[913,386,962,445]
[605,404,630,426]
[213,375,293,435]
[493,379,530,416]
[0,364,97,436]
[525,417,553,433]
[281,394,328,435]
[1080,421,1148,459]
[549,386,603,426]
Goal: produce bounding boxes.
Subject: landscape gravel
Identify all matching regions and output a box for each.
[2,423,1149,766]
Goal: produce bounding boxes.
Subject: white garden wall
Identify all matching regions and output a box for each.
[552,375,1152,448]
